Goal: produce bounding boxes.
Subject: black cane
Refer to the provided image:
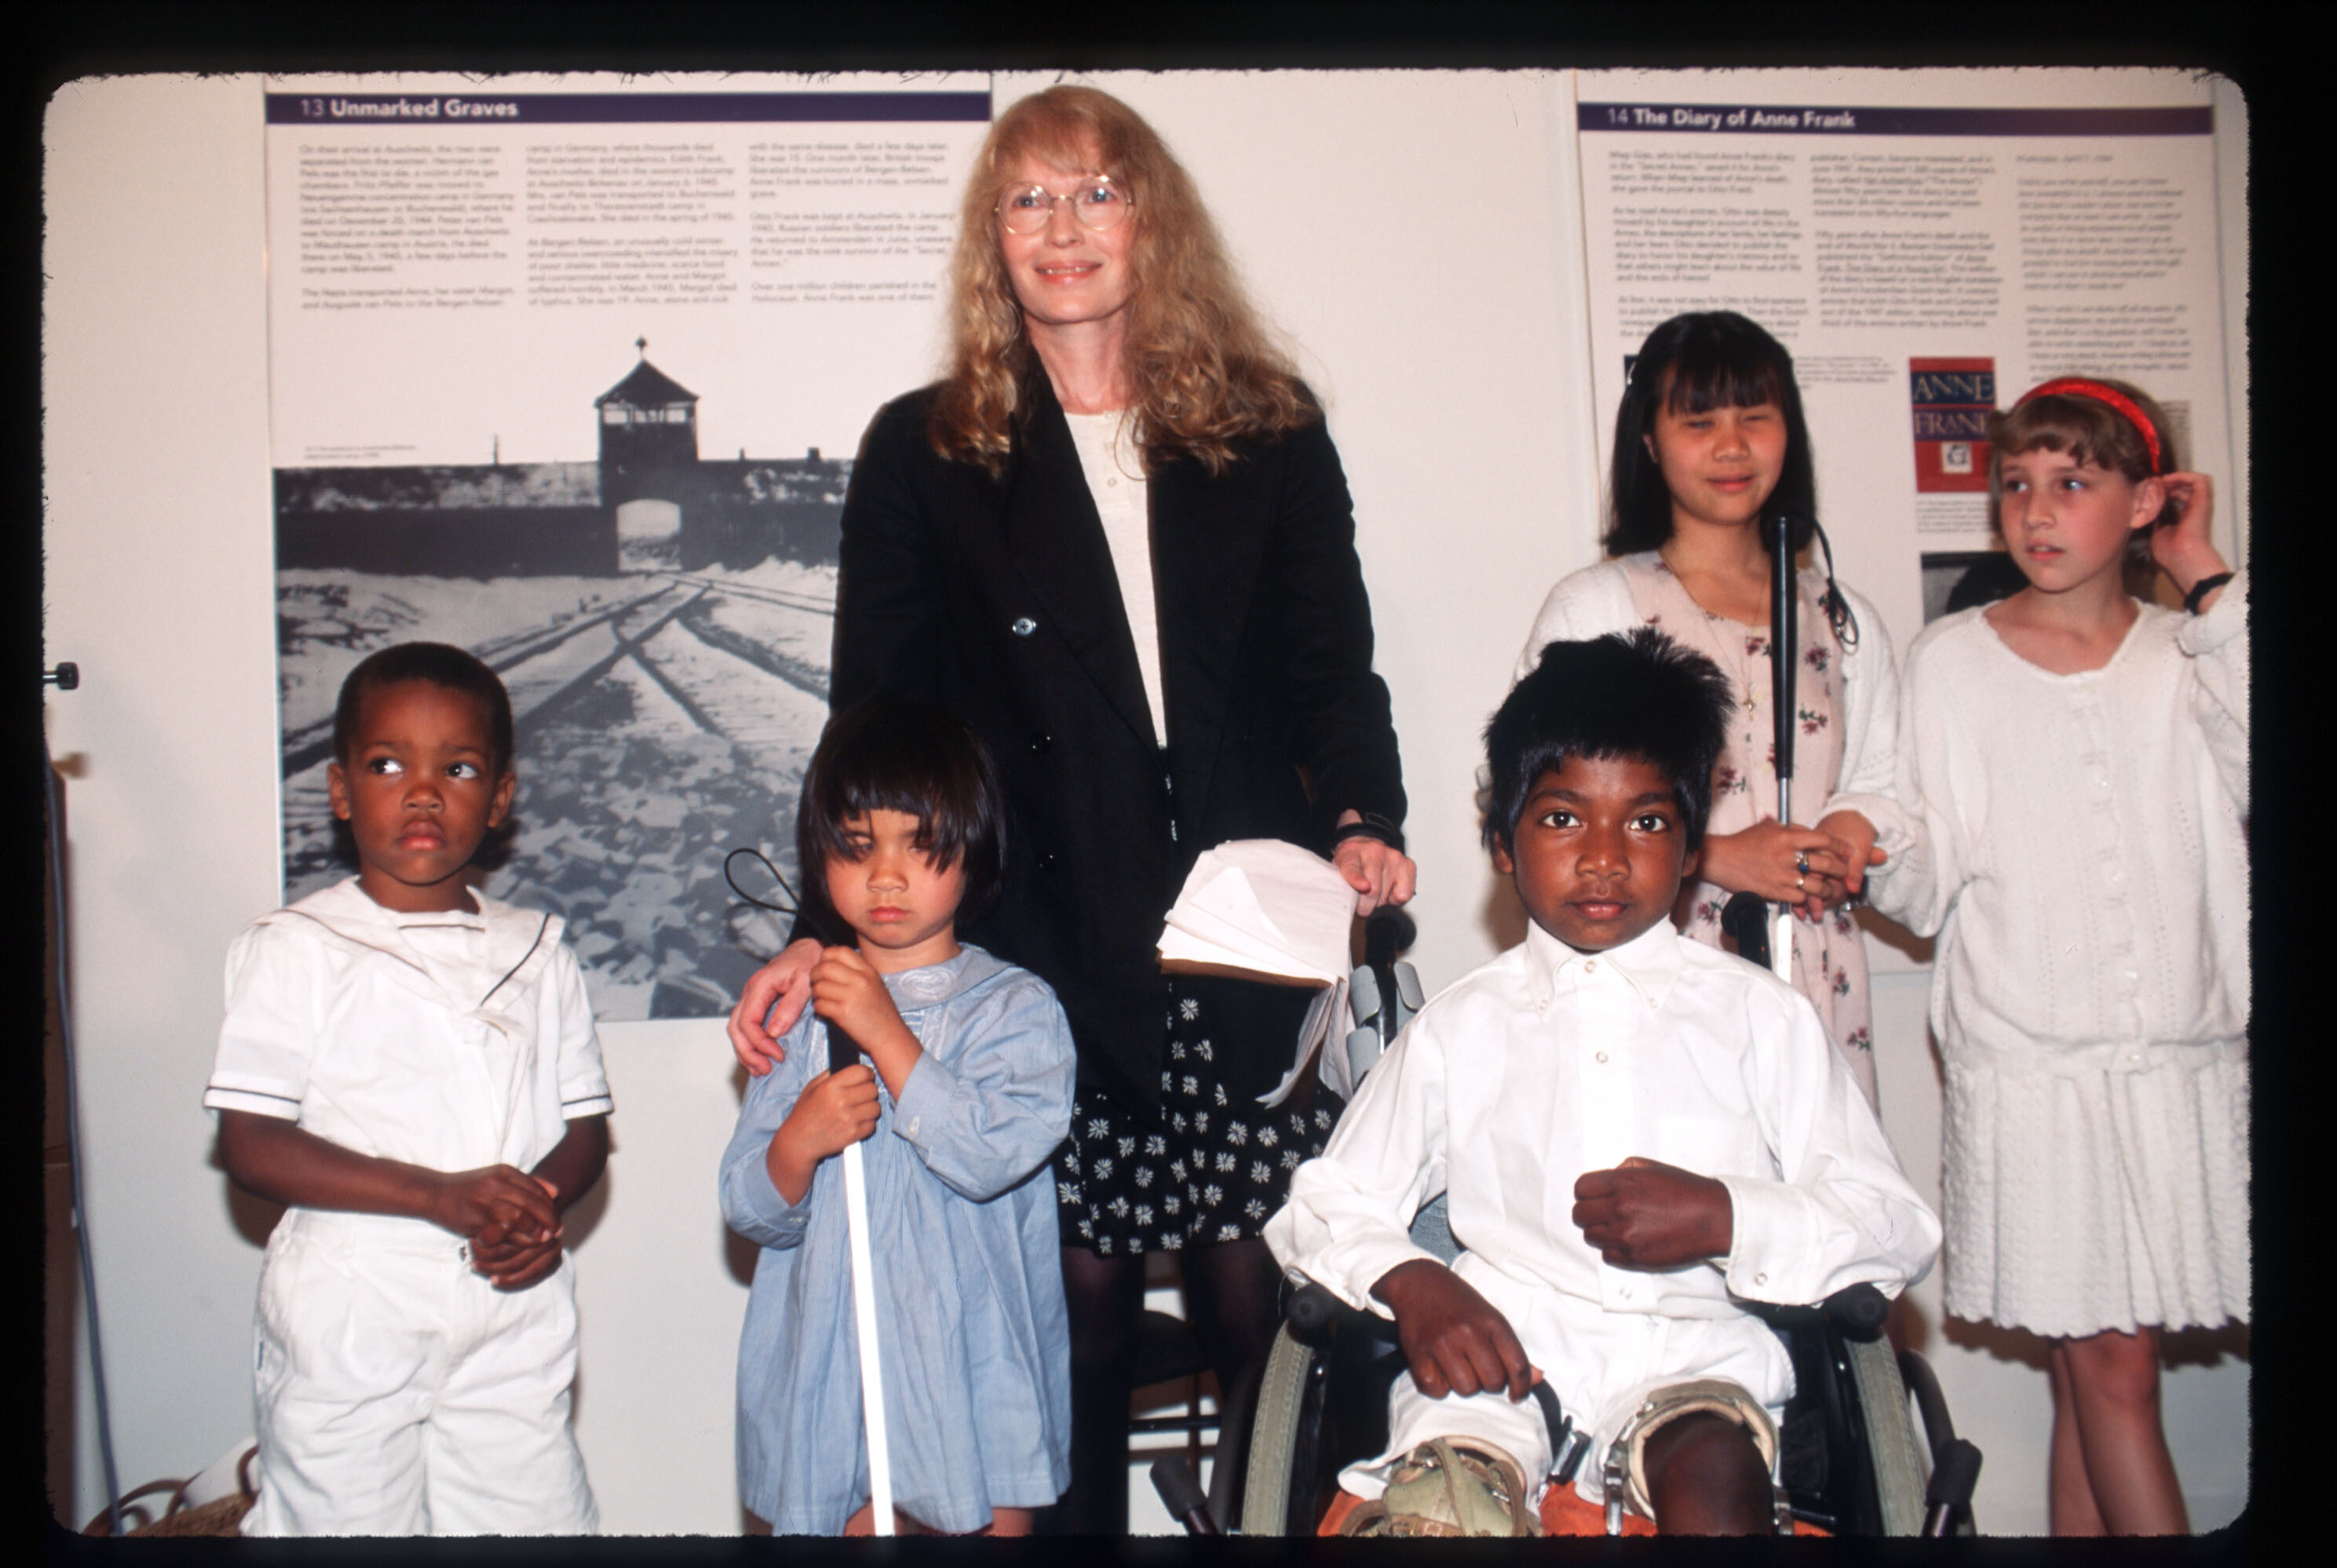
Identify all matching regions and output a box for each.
[1765,507,1799,979]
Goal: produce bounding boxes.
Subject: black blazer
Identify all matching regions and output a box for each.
[826,373,1407,1111]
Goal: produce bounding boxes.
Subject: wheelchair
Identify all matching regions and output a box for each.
[1151,913,1981,1539]
[1221,1209,1978,1537]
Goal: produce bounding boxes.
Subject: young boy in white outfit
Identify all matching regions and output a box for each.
[1265,629,1940,1535]
[206,643,610,1535]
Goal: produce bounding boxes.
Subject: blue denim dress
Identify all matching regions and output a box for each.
[721,945,1075,1533]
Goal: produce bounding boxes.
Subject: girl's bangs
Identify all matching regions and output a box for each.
[834,777,961,860]
[1988,397,2131,474]
[1663,349,1788,415]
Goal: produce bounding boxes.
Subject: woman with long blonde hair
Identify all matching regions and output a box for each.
[730,85,1415,1533]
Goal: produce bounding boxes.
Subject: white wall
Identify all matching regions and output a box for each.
[46,72,286,1524]
[44,69,2246,1537]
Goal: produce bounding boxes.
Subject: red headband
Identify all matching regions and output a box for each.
[2013,377,2164,474]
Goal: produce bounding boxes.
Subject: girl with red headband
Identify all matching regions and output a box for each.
[1866,376,2246,1535]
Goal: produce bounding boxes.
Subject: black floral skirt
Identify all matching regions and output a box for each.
[1053,976,1342,1256]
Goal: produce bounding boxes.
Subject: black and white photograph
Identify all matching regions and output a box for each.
[274,345,845,1016]
[261,77,989,1016]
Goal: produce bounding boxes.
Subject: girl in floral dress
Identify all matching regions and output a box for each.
[1515,312,1913,1107]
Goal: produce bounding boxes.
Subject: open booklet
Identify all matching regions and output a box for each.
[1156,839,1364,1109]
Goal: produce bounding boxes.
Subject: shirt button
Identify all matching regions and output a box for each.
[1595,1051,1609,1063]
[1755,1271,1768,1285]
[1106,476,1119,487]
[1583,960,1597,973]
[906,1118,921,1136]
[1011,616,1038,636]
[1617,1285,1631,1300]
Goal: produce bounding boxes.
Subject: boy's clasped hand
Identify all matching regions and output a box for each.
[439,1166,568,1290]
[1571,1157,1733,1268]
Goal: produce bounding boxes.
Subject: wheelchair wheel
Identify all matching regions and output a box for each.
[1240,1326,1320,1535]
[1844,1333,1929,1536]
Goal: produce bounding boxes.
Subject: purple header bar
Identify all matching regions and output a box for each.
[1579,103,2211,137]
[267,91,991,126]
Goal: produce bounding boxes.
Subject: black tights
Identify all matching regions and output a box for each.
[1052,1235,1284,1534]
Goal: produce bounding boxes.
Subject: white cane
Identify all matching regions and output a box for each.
[1767,509,1798,983]
[829,1025,896,1535]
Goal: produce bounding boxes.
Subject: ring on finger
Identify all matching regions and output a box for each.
[1794,851,1811,876]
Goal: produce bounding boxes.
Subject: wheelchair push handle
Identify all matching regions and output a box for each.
[1345,906,1422,1085]
[1362,905,1415,972]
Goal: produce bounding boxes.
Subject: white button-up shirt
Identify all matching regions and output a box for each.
[1265,916,1939,1471]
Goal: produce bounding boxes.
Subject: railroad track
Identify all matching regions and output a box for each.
[279,573,837,780]
[659,570,837,618]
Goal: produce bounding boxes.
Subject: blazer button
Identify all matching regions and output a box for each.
[1037,851,1059,872]
[1011,616,1038,636]
[1030,734,1053,754]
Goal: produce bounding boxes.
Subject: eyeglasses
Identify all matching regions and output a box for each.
[995,177,1134,235]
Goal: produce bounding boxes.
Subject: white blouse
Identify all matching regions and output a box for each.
[1065,409,1166,744]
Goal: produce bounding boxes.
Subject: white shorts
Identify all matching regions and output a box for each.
[245,1212,597,1536]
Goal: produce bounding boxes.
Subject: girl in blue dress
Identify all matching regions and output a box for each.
[721,698,1075,1534]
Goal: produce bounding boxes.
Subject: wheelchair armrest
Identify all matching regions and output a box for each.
[1286,1279,1342,1338]
[1824,1282,1890,1338]
[1284,1278,1396,1342]
[1744,1281,1889,1341]
[1304,1271,1888,1347]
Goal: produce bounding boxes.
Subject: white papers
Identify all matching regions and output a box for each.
[1157,840,1362,1108]
[1156,839,1358,986]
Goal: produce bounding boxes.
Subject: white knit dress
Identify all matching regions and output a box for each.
[1868,580,2250,1336]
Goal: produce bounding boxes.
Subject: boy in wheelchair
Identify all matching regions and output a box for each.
[1264,630,1941,1535]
